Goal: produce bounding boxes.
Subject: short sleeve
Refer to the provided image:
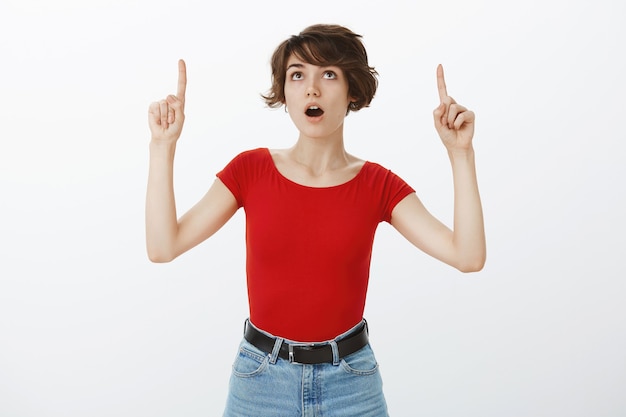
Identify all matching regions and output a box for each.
[379,168,415,223]
[216,148,267,208]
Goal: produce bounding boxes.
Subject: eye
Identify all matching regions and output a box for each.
[323,71,337,79]
[290,72,303,80]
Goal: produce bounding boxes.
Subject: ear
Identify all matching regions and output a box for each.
[348,95,358,109]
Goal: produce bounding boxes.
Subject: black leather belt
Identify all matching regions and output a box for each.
[243,320,369,364]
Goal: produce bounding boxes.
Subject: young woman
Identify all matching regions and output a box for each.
[146,24,485,417]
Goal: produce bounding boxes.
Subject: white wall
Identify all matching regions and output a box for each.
[1,0,624,415]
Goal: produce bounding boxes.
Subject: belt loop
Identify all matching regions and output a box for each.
[269,337,284,364]
[330,340,340,366]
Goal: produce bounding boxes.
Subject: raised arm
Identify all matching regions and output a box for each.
[146,60,238,263]
[390,65,486,272]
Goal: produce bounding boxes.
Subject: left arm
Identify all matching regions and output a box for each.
[391,65,486,272]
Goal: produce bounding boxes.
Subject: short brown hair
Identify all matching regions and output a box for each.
[262,24,378,112]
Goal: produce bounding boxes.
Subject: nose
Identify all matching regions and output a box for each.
[306,85,320,97]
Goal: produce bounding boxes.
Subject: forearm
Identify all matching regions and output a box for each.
[145,140,179,262]
[449,147,486,271]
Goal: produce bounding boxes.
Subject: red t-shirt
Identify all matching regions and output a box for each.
[217,148,414,342]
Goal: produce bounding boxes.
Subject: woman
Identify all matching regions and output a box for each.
[146,24,485,416]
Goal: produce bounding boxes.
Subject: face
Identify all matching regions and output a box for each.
[283,54,354,140]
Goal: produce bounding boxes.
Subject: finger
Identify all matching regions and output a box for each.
[437,64,448,103]
[159,99,169,129]
[447,103,467,128]
[433,102,448,130]
[167,99,175,124]
[166,94,184,123]
[453,110,475,130]
[177,59,187,103]
[148,102,161,128]
[439,95,455,128]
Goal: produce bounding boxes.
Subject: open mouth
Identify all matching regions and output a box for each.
[305,106,324,117]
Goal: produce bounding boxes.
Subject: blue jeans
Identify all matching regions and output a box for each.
[223,320,389,417]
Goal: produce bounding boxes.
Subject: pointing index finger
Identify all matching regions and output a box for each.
[437,64,448,102]
[177,59,187,102]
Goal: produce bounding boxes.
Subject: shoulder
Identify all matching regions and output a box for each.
[359,160,395,180]
[359,160,414,193]
[217,148,273,202]
[221,147,271,170]
[231,147,270,162]
[218,147,271,177]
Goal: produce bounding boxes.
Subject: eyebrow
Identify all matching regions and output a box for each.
[286,63,340,73]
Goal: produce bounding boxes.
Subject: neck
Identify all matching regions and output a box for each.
[289,135,349,175]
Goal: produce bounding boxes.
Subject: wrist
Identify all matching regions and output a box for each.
[150,138,177,151]
[149,139,177,161]
[447,146,475,161]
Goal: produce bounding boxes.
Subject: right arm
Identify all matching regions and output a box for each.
[145,60,238,263]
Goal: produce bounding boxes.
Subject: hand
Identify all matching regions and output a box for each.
[148,59,187,143]
[433,64,475,152]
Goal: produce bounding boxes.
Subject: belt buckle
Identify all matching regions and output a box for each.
[287,342,316,364]
[288,344,297,363]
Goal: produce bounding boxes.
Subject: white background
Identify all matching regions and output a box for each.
[1,0,625,416]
